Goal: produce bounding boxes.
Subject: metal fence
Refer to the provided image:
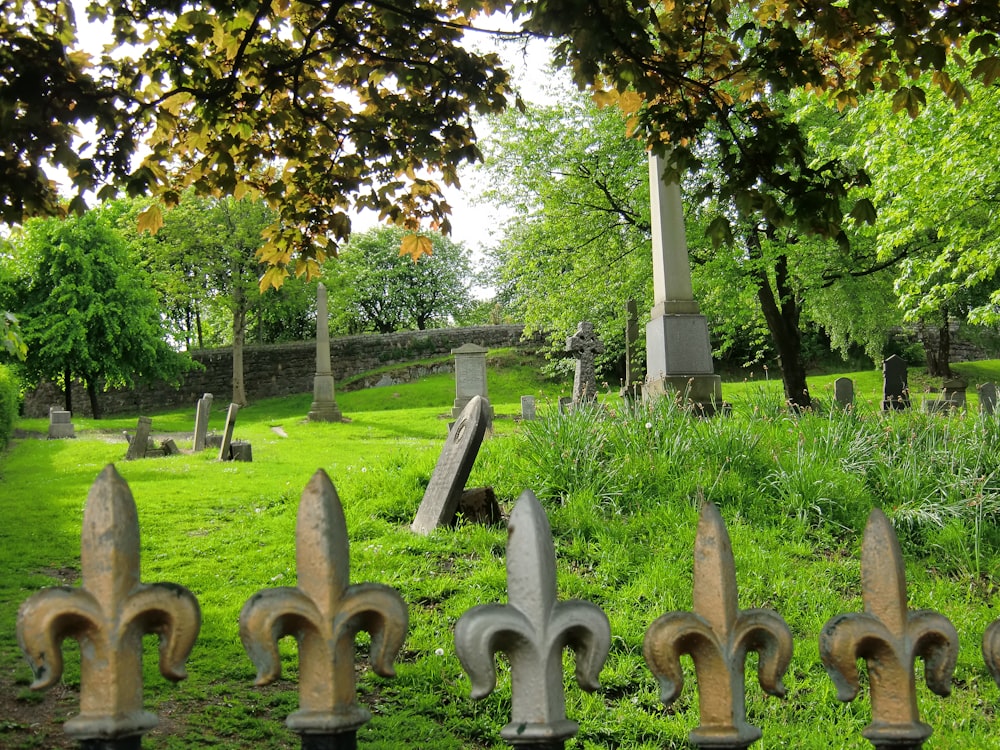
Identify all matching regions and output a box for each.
[16,465,1000,750]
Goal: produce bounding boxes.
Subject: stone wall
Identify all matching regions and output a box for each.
[23,325,536,418]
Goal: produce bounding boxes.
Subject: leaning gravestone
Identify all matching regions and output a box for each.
[566,321,604,404]
[47,407,74,439]
[980,382,998,415]
[193,393,213,452]
[452,343,491,419]
[218,403,239,461]
[882,354,910,411]
[125,417,152,460]
[412,395,491,535]
[834,377,854,409]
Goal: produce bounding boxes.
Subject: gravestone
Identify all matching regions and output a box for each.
[412,395,491,535]
[623,298,640,396]
[942,378,967,408]
[834,377,854,409]
[218,403,239,461]
[161,438,181,456]
[558,396,573,415]
[452,343,492,419]
[308,282,345,422]
[520,395,537,421]
[230,440,253,462]
[566,321,604,404]
[882,355,910,411]
[193,393,213,452]
[980,382,997,415]
[47,408,74,439]
[125,417,152,460]
[644,152,723,410]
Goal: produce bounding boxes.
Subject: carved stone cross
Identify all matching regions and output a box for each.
[566,321,604,404]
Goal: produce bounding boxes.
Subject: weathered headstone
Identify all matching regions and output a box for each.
[882,354,910,411]
[566,321,604,404]
[308,282,345,422]
[193,393,213,452]
[455,487,502,527]
[645,152,723,410]
[834,377,854,409]
[520,395,537,421]
[230,440,253,462]
[412,395,491,535]
[558,396,573,415]
[218,403,239,461]
[125,417,152,460]
[452,343,491,419]
[942,378,968,408]
[980,382,998,415]
[47,407,74,439]
[161,438,181,456]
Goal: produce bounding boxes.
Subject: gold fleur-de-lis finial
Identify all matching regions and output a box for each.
[643,501,792,749]
[820,508,958,749]
[454,490,611,748]
[239,469,408,744]
[16,464,201,744]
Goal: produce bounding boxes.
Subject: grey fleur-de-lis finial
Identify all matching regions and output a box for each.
[17,465,201,746]
[820,508,958,750]
[239,469,408,745]
[643,501,792,749]
[454,489,611,749]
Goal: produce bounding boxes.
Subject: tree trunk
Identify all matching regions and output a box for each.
[922,309,952,377]
[232,288,248,406]
[749,240,811,409]
[86,377,103,420]
[64,366,72,412]
[196,308,204,349]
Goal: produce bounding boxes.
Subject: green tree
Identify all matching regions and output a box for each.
[0,209,191,417]
[324,226,474,334]
[151,195,281,405]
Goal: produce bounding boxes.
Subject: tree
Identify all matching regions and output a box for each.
[151,195,279,406]
[0,209,191,417]
[2,0,518,284]
[324,226,474,334]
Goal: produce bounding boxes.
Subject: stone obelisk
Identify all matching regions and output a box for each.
[308,283,344,422]
[644,152,722,410]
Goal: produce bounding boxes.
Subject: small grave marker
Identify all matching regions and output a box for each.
[193,393,213,452]
[520,395,536,421]
[980,382,997,415]
[452,343,491,419]
[47,408,74,439]
[412,396,491,535]
[125,417,152,460]
[218,403,239,461]
[566,321,604,404]
[834,377,854,409]
[882,355,910,411]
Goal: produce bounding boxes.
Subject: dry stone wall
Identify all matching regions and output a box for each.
[23,325,535,418]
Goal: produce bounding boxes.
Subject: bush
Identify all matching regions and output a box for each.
[0,364,21,449]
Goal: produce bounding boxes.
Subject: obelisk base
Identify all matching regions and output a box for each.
[644,314,724,413]
[308,374,344,422]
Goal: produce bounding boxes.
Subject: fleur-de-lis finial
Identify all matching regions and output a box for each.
[16,465,201,745]
[643,501,792,749]
[454,490,611,749]
[240,470,408,745]
[820,508,958,750]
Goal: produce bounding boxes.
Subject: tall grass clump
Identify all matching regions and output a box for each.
[0,364,20,450]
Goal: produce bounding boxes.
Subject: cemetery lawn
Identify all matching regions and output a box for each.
[2,356,1000,749]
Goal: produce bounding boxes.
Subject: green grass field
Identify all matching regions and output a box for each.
[3,356,1000,749]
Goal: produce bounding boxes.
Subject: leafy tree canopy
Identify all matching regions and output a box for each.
[3,0,515,284]
[0,207,193,416]
[324,225,474,334]
[522,0,1000,250]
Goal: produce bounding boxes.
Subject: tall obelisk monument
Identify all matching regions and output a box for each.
[308,282,345,421]
[645,152,722,410]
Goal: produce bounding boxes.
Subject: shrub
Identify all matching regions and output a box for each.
[0,364,21,449]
